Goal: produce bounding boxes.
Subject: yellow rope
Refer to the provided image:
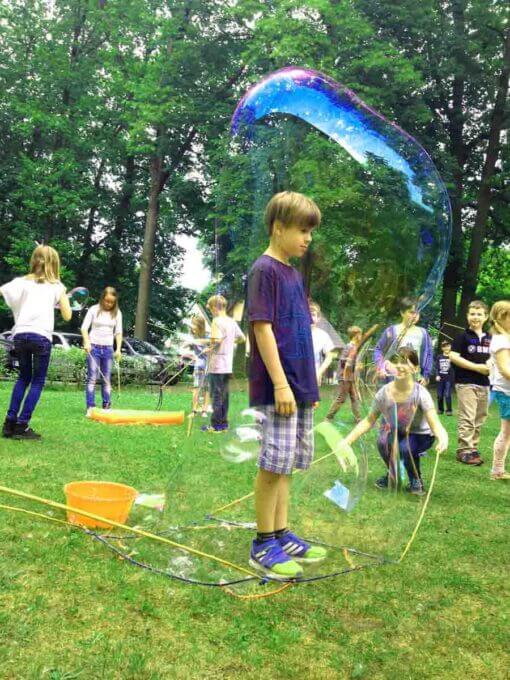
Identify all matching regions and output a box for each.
[0,503,73,528]
[0,485,258,579]
[398,449,440,562]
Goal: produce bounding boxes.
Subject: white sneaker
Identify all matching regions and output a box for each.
[86,408,93,418]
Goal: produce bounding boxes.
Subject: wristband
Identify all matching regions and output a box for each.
[274,384,289,391]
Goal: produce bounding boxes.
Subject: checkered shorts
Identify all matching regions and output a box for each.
[257,405,314,475]
[193,367,207,389]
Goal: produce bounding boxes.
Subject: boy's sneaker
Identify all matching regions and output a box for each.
[446,411,453,416]
[249,538,303,580]
[278,530,327,562]
[374,475,389,489]
[12,424,41,440]
[406,478,426,496]
[2,419,15,438]
[457,451,482,466]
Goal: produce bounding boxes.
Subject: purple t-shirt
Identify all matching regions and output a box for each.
[247,254,319,406]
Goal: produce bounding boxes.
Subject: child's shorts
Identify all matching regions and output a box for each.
[493,390,510,420]
[193,367,206,389]
[257,405,314,475]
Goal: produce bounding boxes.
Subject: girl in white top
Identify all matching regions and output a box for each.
[81,287,123,413]
[488,301,510,480]
[1,245,71,439]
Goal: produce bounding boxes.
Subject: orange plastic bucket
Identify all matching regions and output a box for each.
[64,481,138,529]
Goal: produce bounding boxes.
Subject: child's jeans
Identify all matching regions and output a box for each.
[86,345,113,408]
[437,379,453,413]
[377,429,434,482]
[7,333,52,425]
[209,373,230,429]
[326,379,361,422]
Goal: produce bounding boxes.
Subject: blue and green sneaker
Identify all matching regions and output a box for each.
[278,530,327,563]
[249,538,303,580]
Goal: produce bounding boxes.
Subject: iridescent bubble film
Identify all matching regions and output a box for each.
[229,66,451,318]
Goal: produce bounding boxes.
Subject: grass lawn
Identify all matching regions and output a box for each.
[0,380,508,679]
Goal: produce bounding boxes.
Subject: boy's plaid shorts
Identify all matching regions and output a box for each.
[257,405,314,475]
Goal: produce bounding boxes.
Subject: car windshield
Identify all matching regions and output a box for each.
[128,338,160,355]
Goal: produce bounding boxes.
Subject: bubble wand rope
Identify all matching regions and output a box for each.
[0,493,297,599]
[398,448,440,562]
[0,485,258,579]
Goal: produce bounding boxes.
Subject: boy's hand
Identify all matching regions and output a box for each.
[274,385,296,416]
[477,363,490,376]
[436,376,440,382]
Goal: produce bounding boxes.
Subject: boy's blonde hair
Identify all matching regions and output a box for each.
[489,300,510,336]
[265,191,321,236]
[191,314,206,337]
[99,286,119,318]
[309,301,321,316]
[468,300,489,315]
[207,294,227,312]
[28,245,60,283]
[347,326,362,340]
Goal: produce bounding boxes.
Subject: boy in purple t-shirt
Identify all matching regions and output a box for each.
[247,191,327,580]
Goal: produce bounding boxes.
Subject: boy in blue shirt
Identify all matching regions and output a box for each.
[435,340,454,415]
[246,191,327,579]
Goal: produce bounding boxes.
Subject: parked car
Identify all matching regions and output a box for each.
[121,337,171,382]
[51,332,83,349]
[0,336,18,371]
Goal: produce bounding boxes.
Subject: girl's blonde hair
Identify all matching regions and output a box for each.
[489,300,510,337]
[99,286,119,317]
[191,314,206,337]
[28,245,61,283]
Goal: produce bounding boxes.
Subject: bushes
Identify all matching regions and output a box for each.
[0,346,166,386]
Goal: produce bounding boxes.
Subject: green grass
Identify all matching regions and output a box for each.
[0,381,509,679]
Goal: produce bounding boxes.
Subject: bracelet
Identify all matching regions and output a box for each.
[274,384,289,391]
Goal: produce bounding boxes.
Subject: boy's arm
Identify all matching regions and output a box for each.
[317,350,335,383]
[424,409,449,453]
[420,330,433,383]
[373,328,390,375]
[253,321,296,416]
[449,351,490,375]
[210,319,224,348]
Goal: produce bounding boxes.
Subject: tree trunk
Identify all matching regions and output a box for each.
[440,0,466,329]
[134,155,165,339]
[458,27,510,315]
[108,155,135,281]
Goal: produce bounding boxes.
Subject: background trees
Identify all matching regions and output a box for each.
[0,0,507,340]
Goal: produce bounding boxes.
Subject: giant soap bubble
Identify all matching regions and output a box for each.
[124,69,452,592]
[226,67,451,320]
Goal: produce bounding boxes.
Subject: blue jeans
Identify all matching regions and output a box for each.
[86,345,113,408]
[6,333,52,425]
[437,380,453,412]
[209,373,230,429]
[377,430,435,482]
